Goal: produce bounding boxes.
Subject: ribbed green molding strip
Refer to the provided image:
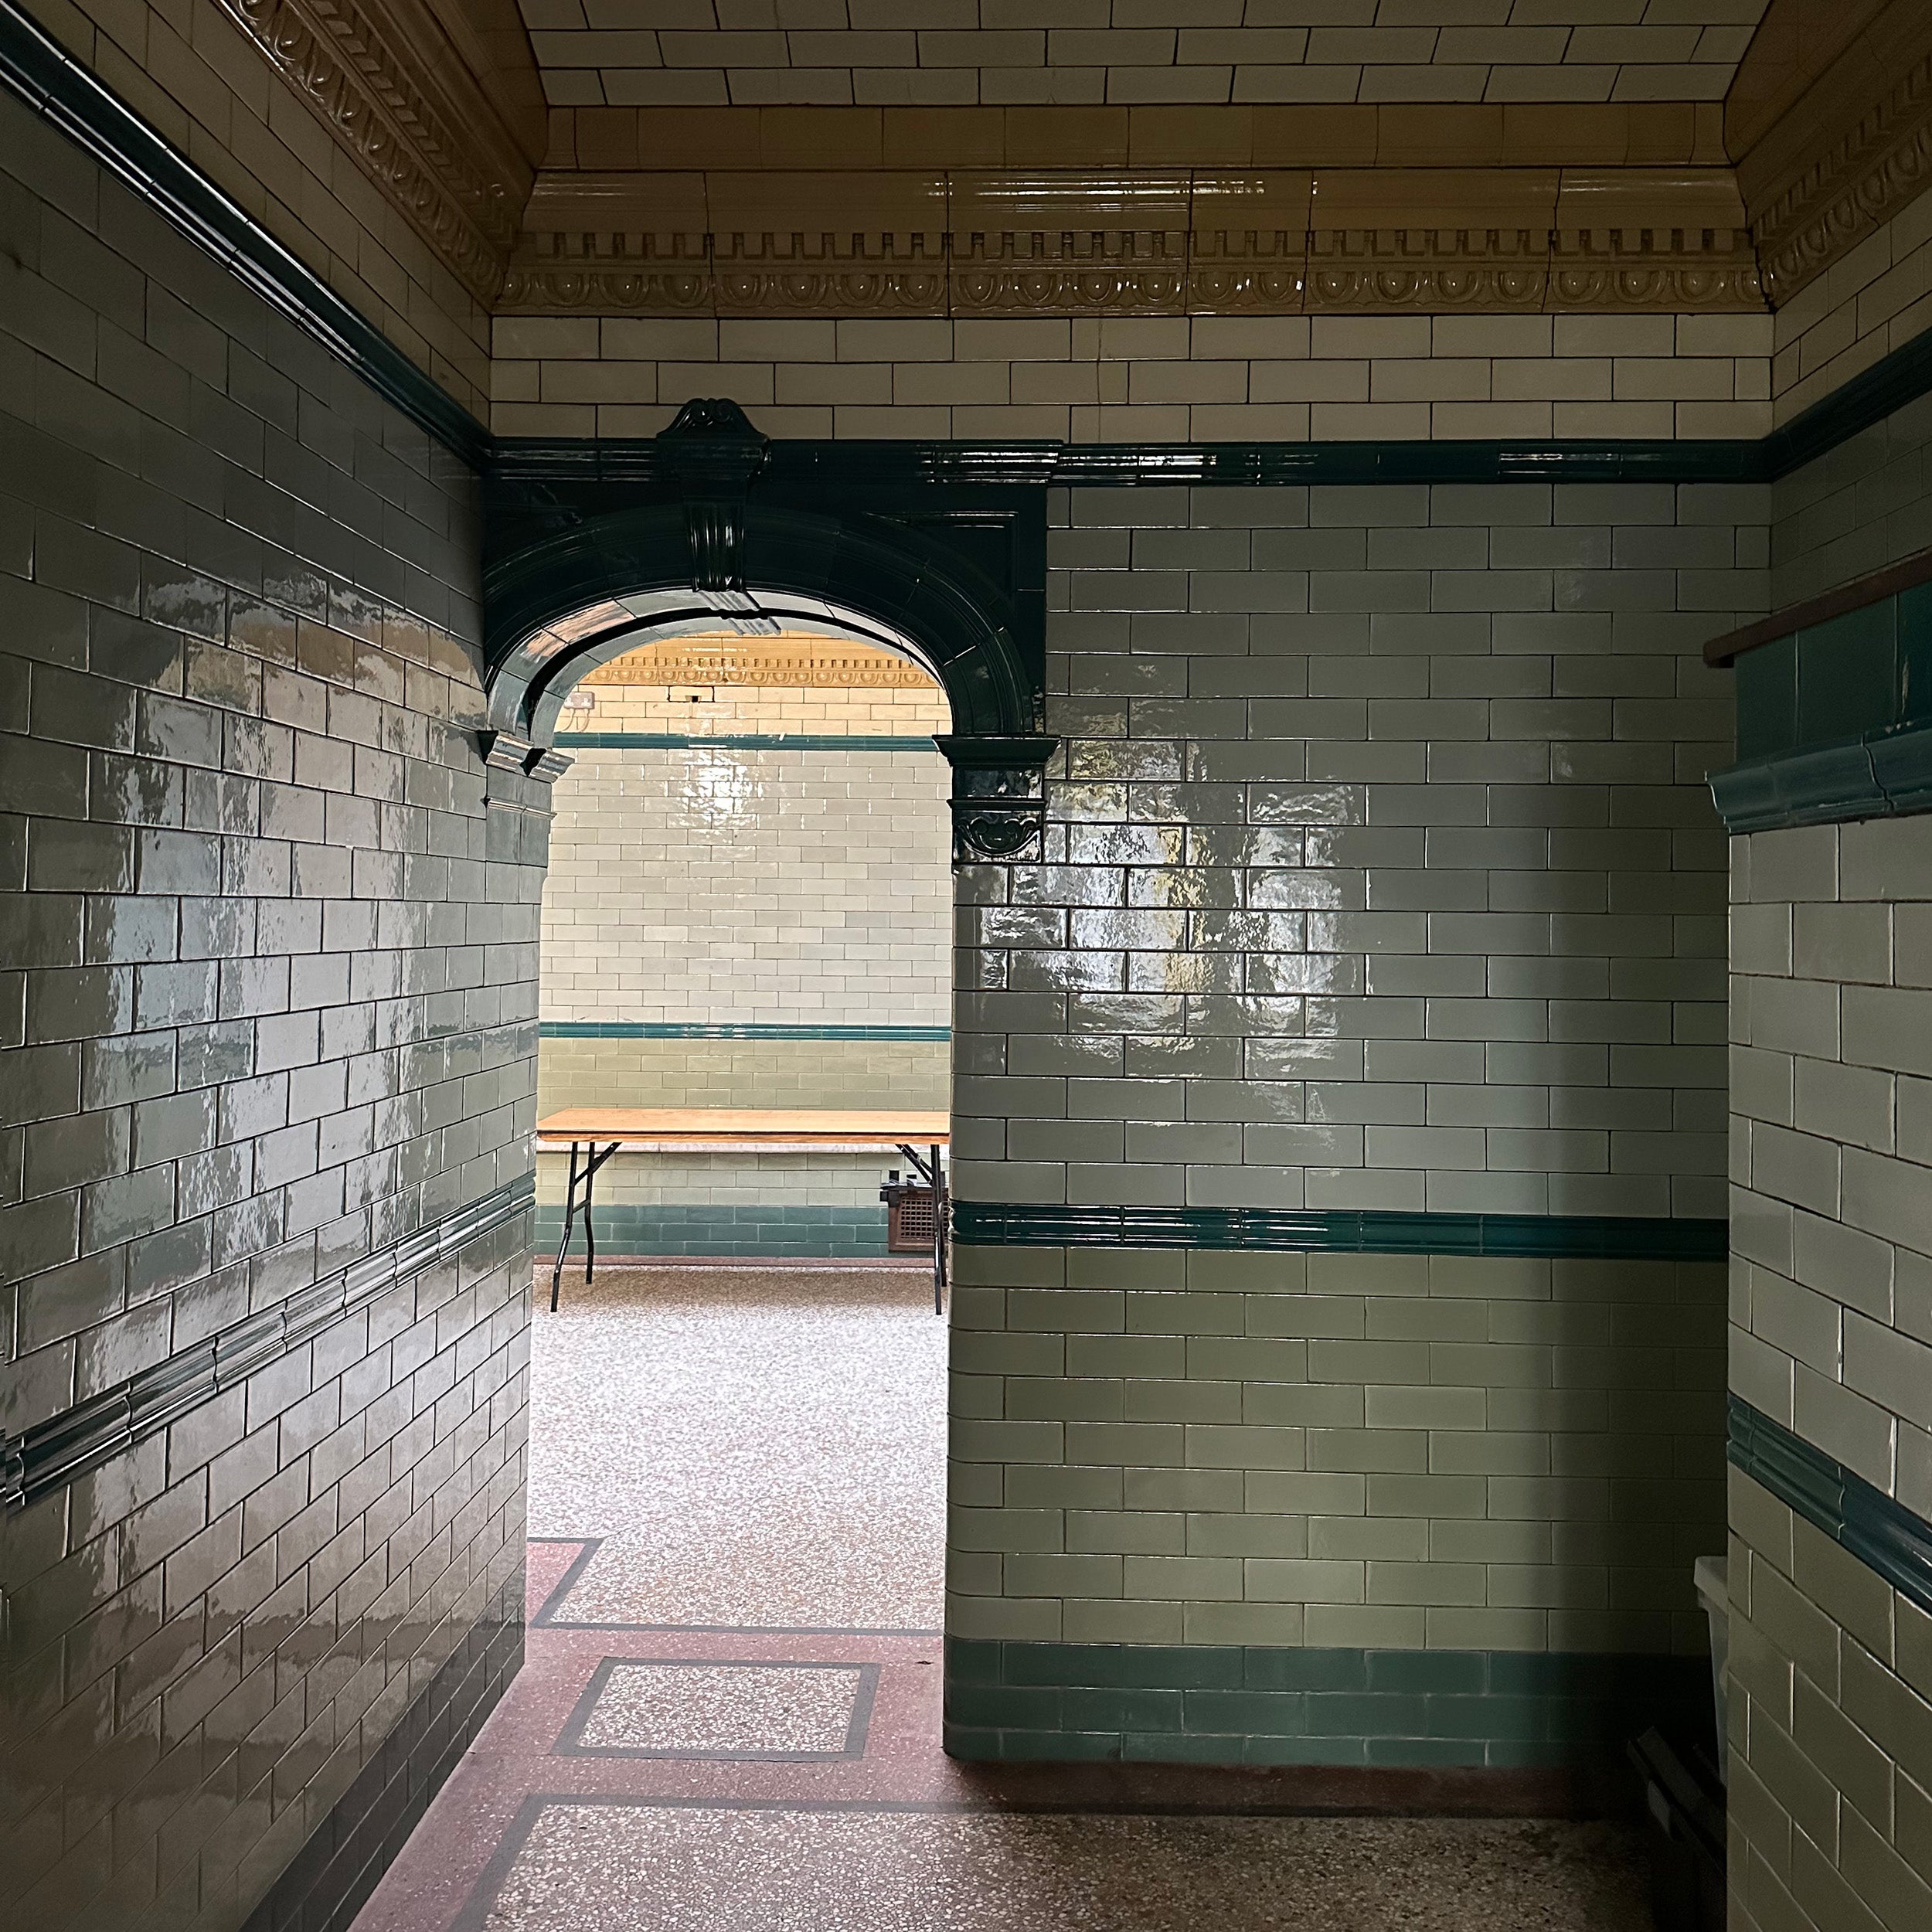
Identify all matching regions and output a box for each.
[553,733,940,750]
[953,1202,1726,1262]
[944,1638,1707,1767]
[540,1021,951,1040]
[1727,1396,1932,1617]
[1708,577,1932,832]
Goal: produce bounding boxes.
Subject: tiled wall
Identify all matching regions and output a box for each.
[1770,383,1932,611]
[542,679,951,1032]
[1726,1466,1932,1932]
[28,0,496,414]
[537,672,951,1253]
[950,1243,1727,1655]
[958,481,1751,1222]
[0,90,538,1932]
[1726,815,1932,1931]
[1725,387,1932,1929]
[940,476,1756,1747]
[1773,194,1932,430]
[488,312,1776,443]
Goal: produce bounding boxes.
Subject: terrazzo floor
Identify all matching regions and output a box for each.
[349,1263,1658,1932]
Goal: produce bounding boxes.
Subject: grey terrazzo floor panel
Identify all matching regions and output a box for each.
[556,1660,875,1760]
[528,1266,946,1631]
[458,1801,1651,1932]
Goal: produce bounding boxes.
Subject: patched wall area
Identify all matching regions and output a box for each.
[0,92,536,1932]
[536,641,951,1256]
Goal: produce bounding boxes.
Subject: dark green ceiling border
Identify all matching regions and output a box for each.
[0,0,489,467]
[553,732,938,750]
[6,0,1932,495]
[953,1201,1726,1262]
[1729,1396,1932,1620]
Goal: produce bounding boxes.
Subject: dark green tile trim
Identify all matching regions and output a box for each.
[0,1174,535,1512]
[9,0,1932,498]
[240,1566,523,1932]
[943,1638,1708,1768]
[1727,1395,1932,1618]
[536,1202,890,1259]
[1764,308,1932,480]
[1709,717,1932,832]
[540,1021,951,1041]
[553,733,939,750]
[492,434,1768,488]
[0,0,489,467]
[953,1201,1726,1261]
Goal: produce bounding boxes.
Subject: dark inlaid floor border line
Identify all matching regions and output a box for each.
[448,1767,1628,1929]
[527,1537,941,1638]
[551,1657,881,1761]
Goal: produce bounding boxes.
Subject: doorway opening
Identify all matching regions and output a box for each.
[526,627,952,1641]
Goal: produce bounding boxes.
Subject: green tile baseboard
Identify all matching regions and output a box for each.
[1727,1395,1932,1619]
[540,1022,951,1041]
[943,1638,1709,1767]
[553,733,940,750]
[538,1202,892,1258]
[953,1202,1726,1261]
[0,1175,536,1512]
[239,1566,523,1932]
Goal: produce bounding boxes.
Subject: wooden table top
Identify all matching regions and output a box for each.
[536,1107,950,1146]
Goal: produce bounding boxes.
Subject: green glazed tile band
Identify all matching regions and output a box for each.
[539,1021,951,1040]
[941,1638,1708,1767]
[0,1174,536,1512]
[1707,574,1932,828]
[9,0,1932,492]
[536,1203,892,1260]
[553,733,940,750]
[952,1201,1727,1262]
[1727,1395,1932,1618]
[1709,720,1932,832]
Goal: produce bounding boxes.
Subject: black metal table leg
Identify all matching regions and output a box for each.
[583,1144,597,1284]
[931,1141,946,1315]
[551,1140,580,1312]
[549,1140,621,1311]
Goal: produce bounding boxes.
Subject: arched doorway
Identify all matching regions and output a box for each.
[478,400,1058,862]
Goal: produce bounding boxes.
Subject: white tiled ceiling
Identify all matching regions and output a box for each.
[517,2,1772,110]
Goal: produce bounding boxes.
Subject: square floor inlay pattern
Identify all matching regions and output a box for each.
[556,1661,873,1759]
[457,1802,1653,1932]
